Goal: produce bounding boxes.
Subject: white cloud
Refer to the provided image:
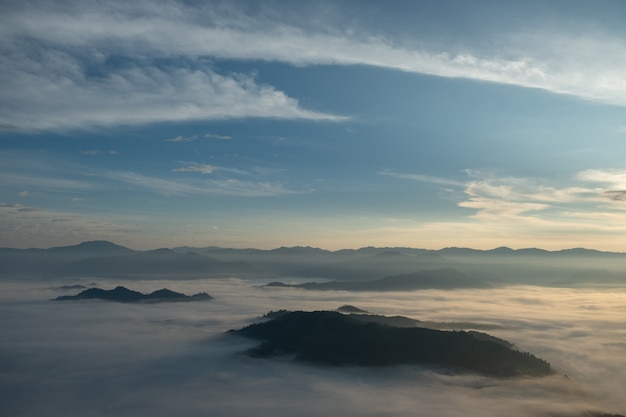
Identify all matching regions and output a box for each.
[1,1,625,131]
[164,133,231,142]
[0,56,344,131]
[205,133,232,140]
[2,1,624,116]
[172,164,216,174]
[374,169,626,250]
[164,135,199,143]
[577,169,626,189]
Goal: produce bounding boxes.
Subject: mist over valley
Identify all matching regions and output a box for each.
[1,241,625,417]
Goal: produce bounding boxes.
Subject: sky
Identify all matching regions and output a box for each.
[2,0,626,250]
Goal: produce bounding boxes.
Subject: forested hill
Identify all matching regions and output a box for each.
[231,311,553,378]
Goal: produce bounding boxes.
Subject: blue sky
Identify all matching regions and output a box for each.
[2,0,626,250]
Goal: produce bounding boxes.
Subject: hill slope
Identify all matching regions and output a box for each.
[231,311,553,377]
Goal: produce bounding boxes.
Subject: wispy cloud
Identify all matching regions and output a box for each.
[205,133,232,140]
[1,1,624,131]
[172,164,216,174]
[379,170,465,187]
[459,171,626,219]
[106,170,301,197]
[577,169,626,189]
[164,135,200,143]
[376,168,626,249]
[0,58,344,131]
[165,133,231,142]
[81,150,118,155]
[0,172,91,192]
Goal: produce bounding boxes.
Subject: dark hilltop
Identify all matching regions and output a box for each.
[230,310,553,378]
[54,286,213,303]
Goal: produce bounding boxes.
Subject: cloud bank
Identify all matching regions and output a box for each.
[1,278,624,417]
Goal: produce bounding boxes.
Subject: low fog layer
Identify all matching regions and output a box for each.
[1,278,625,417]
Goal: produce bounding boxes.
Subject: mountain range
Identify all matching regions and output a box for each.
[2,240,626,287]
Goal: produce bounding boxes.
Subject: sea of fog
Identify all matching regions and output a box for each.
[1,277,625,417]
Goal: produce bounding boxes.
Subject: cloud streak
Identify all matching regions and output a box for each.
[0,58,343,131]
[172,164,216,174]
[105,170,301,197]
[1,1,624,130]
[379,170,466,187]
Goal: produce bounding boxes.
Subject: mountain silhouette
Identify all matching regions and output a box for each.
[54,286,213,303]
[3,240,626,286]
[231,311,553,377]
[48,240,134,255]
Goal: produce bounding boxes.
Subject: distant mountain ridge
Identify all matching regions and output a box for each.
[2,240,625,286]
[4,239,626,256]
[47,240,134,255]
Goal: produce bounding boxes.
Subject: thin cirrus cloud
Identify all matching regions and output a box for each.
[0,2,346,131]
[2,2,625,131]
[105,170,300,197]
[164,133,232,143]
[164,135,202,143]
[172,164,216,174]
[80,150,118,155]
[379,170,466,187]
[205,133,232,140]
[0,60,343,131]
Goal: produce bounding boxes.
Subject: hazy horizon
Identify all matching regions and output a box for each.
[4,238,626,254]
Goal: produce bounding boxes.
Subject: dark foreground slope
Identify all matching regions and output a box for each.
[55,286,213,303]
[231,311,553,377]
